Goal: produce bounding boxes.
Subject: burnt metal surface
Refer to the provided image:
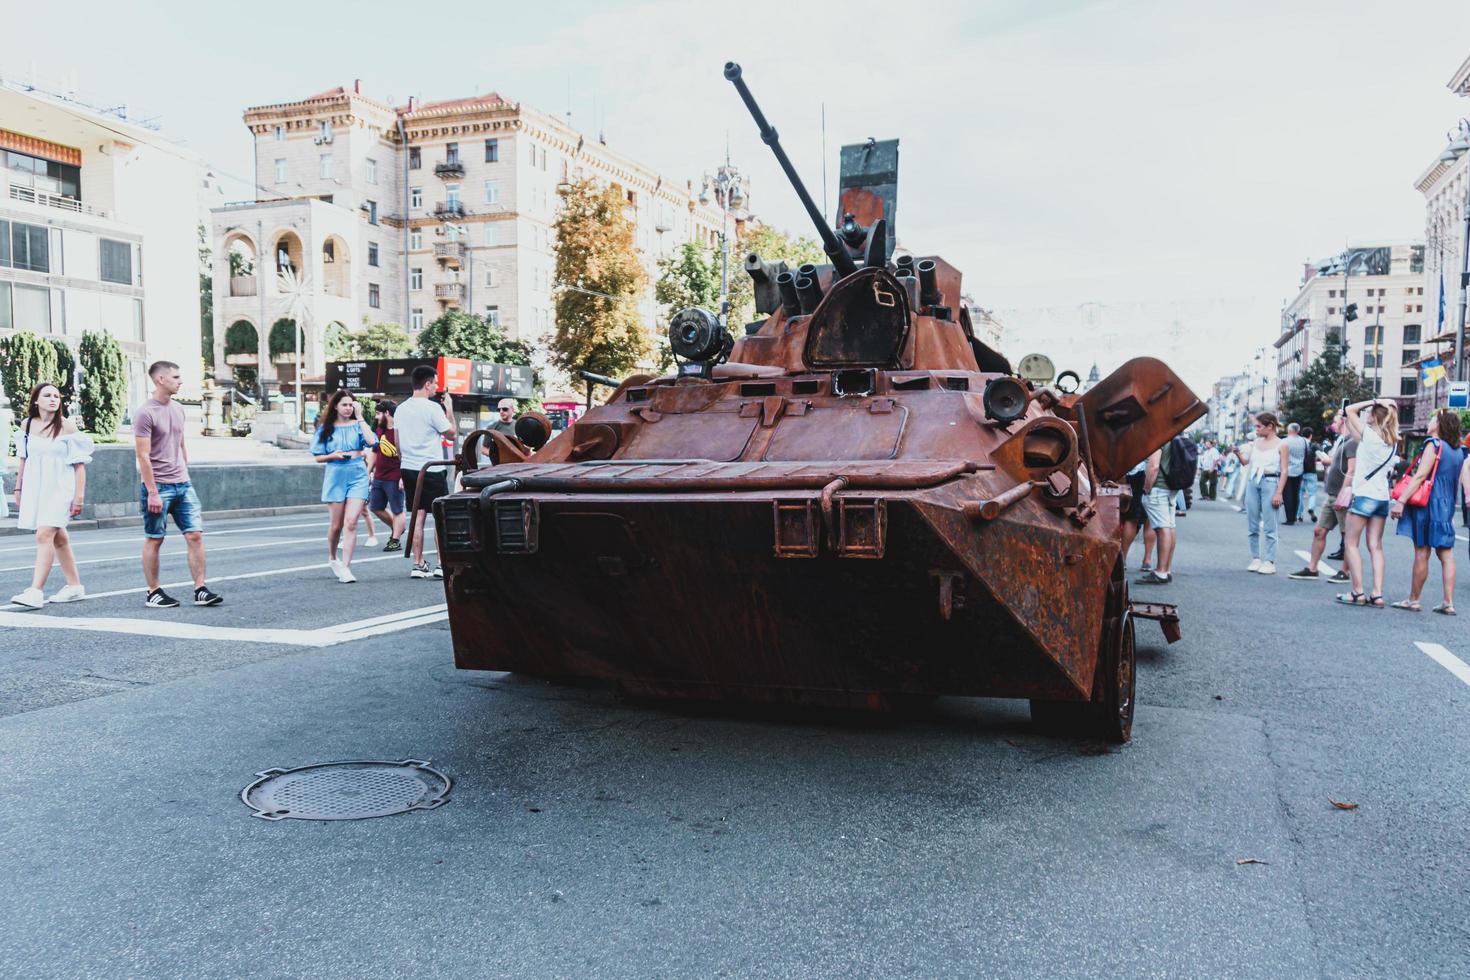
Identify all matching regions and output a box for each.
[434,62,1204,740]
[240,760,451,821]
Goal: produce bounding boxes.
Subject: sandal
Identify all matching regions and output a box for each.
[1368,595,1385,608]
[1335,592,1366,606]
[1433,603,1458,616]
[1390,599,1421,612]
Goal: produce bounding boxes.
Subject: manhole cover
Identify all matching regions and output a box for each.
[241,759,451,821]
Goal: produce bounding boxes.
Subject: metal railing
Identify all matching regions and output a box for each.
[433,201,467,218]
[7,182,108,218]
[434,160,465,178]
[434,241,464,263]
[435,282,465,301]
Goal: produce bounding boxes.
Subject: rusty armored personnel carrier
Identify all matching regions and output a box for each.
[427,63,1204,741]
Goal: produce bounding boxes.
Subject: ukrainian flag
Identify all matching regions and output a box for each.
[1422,358,1446,386]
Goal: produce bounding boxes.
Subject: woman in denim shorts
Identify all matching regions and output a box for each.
[311,390,378,583]
[1337,399,1398,607]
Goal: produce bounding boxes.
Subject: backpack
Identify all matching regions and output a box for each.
[1162,435,1199,491]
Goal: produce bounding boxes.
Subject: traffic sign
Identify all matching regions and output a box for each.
[1449,381,1469,409]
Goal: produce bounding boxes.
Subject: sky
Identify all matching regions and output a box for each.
[4,0,1468,395]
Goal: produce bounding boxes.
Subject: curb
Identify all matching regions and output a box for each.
[0,503,323,537]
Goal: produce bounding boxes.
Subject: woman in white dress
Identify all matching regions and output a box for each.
[11,382,92,609]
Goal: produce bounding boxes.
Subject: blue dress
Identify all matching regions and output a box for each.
[1396,438,1467,549]
[311,424,375,502]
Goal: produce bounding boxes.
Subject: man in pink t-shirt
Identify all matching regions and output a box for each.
[133,361,222,609]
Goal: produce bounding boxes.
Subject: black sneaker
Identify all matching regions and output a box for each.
[1329,569,1351,583]
[144,588,180,609]
[384,537,402,552]
[194,586,223,606]
[1135,569,1172,585]
[1287,567,1320,580]
[1327,547,1345,561]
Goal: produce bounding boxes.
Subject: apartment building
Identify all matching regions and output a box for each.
[212,82,727,388]
[0,78,211,406]
[1272,243,1426,421]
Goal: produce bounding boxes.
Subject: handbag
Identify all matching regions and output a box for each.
[1391,443,1439,508]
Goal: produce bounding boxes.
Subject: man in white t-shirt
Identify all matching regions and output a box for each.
[394,364,457,579]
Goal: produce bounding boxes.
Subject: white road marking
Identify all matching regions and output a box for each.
[0,520,331,555]
[1293,550,1339,576]
[0,536,328,573]
[1414,642,1470,689]
[1459,533,1468,542]
[0,601,450,648]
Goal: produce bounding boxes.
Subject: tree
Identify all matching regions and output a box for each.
[418,310,533,365]
[199,224,215,377]
[0,331,60,417]
[269,317,302,359]
[1280,335,1375,429]
[323,322,353,361]
[655,241,720,320]
[47,338,76,402]
[78,330,127,442]
[229,248,254,278]
[726,223,825,327]
[354,321,413,359]
[550,176,648,404]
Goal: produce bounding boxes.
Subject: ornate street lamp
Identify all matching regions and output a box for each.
[698,163,747,326]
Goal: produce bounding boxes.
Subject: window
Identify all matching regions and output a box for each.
[485,138,499,163]
[1402,348,1420,365]
[409,147,421,170]
[1364,325,1383,345]
[366,158,377,184]
[0,281,8,330]
[319,121,332,140]
[4,220,49,272]
[409,229,422,250]
[12,283,50,332]
[1416,304,1423,312]
[368,283,380,308]
[410,187,423,209]
[1378,288,1385,297]
[1406,287,1416,295]
[1418,287,1424,295]
[484,180,499,204]
[1363,352,1382,369]
[446,142,459,165]
[366,200,378,225]
[1327,306,1336,315]
[368,242,379,267]
[539,147,547,171]
[275,159,287,183]
[446,184,460,208]
[100,239,132,284]
[410,267,423,290]
[484,268,494,288]
[1328,289,1337,298]
[1401,376,1419,396]
[1403,324,1421,344]
[410,308,424,331]
[274,125,285,141]
[484,223,497,246]
[319,154,333,179]
[484,305,500,326]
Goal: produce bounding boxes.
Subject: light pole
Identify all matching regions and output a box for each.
[698,162,747,326]
[1437,121,1470,382]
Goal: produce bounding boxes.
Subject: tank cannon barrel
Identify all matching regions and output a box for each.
[580,370,622,388]
[724,62,858,279]
[917,259,942,308]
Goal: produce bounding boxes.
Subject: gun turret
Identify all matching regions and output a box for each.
[724,62,859,279]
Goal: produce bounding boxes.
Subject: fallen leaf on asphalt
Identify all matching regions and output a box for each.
[1213,695,1225,701]
[1329,799,1359,810]
[1235,858,1268,866]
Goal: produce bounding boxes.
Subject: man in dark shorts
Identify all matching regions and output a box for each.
[1120,458,1149,568]
[133,360,223,608]
[393,365,456,578]
[366,400,406,551]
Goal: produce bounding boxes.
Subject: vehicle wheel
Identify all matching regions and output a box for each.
[1091,610,1135,743]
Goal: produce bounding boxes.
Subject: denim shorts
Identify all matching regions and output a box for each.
[141,481,203,539]
[369,478,405,514]
[1349,495,1391,519]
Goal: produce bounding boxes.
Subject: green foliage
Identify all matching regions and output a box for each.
[551,177,648,402]
[228,248,254,278]
[324,322,353,360]
[353,321,413,359]
[199,224,215,377]
[48,338,76,402]
[417,310,533,365]
[232,366,258,396]
[268,318,302,358]
[0,331,60,414]
[1280,336,1376,429]
[655,242,720,321]
[727,223,825,327]
[224,320,258,356]
[78,331,127,441]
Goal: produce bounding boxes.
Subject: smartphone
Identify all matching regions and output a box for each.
[1341,397,1350,414]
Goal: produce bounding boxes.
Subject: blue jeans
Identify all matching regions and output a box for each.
[1298,472,1318,520]
[1244,476,1278,562]
[141,481,203,539]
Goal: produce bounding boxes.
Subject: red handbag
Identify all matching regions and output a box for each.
[1391,443,1439,508]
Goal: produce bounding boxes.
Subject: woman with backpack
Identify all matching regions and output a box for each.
[1389,408,1469,614]
[1336,399,1399,607]
[1234,412,1288,575]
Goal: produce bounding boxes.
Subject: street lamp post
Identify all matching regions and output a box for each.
[698,162,747,326]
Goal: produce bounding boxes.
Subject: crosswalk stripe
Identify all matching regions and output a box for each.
[1414,642,1470,689]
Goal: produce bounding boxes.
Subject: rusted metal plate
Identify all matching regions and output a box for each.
[762,401,908,462]
[1077,357,1208,482]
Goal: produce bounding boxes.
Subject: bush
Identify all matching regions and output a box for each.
[78,331,127,442]
[0,331,60,416]
[224,320,258,356]
[48,338,76,402]
[269,318,302,358]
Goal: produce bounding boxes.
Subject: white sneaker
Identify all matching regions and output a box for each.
[10,587,44,609]
[433,565,444,579]
[329,558,349,582]
[365,535,380,548]
[339,565,357,584]
[49,584,86,603]
[1247,558,1263,573]
[1257,561,1276,575]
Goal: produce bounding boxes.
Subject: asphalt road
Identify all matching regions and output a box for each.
[1,500,1468,978]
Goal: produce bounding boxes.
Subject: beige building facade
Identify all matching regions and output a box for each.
[212,82,726,387]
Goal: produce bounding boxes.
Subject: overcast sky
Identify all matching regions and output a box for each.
[4,0,1468,394]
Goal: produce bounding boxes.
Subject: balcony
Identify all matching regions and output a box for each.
[433,201,467,218]
[434,160,465,179]
[7,182,108,218]
[433,241,464,267]
[229,276,257,297]
[435,282,465,304]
